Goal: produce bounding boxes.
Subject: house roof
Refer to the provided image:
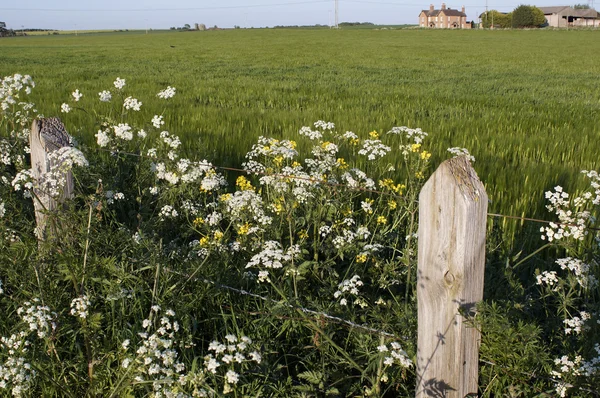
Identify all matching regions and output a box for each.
[420,8,466,17]
[538,6,570,14]
[572,8,599,17]
[538,5,599,17]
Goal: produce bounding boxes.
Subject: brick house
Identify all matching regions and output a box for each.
[419,4,471,28]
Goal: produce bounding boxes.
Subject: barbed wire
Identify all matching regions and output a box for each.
[164,267,404,340]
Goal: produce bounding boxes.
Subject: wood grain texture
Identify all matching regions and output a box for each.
[416,156,488,398]
[30,118,73,240]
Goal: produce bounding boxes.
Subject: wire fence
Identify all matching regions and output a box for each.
[4,130,599,395]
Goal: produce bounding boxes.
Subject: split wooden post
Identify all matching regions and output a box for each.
[416,156,488,398]
[30,117,73,240]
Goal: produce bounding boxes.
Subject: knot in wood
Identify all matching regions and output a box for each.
[444,270,455,286]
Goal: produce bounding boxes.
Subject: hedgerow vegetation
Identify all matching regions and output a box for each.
[0,29,599,396]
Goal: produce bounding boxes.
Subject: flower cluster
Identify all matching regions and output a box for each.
[157,86,176,99]
[16,299,56,339]
[204,334,262,394]
[536,270,559,289]
[540,186,589,242]
[334,275,367,307]
[563,311,591,335]
[0,74,35,113]
[358,138,391,161]
[0,331,34,397]
[70,296,91,319]
[246,241,300,282]
[377,341,413,369]
[447,147,475,162]
[556,257,598,289]
[122,307,187,397]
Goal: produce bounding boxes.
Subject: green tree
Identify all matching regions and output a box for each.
[479,10,512,28]
[511,5,546,28]
[573,3,590,9]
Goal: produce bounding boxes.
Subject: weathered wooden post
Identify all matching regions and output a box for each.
[30,117,73,240]
[416,156,487,397]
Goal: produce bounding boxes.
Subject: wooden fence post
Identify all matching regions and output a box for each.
[416,156,488,397]
[30,117,73,240]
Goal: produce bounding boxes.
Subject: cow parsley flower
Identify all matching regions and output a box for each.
[60,103,71,113]
[70,296,91,319]
[98,90,112,102]
[71,89,83,102]
[447,147,475,162]
[113,77,126,90]
[123,96,142,111]
[151,115,164,128]
[157,86,176,99]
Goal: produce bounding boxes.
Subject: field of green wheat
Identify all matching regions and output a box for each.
[2,28,600,234]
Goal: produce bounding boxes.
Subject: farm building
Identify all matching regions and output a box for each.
[539,6,600,27]
[419,3,471,28]
[0,21,15,37]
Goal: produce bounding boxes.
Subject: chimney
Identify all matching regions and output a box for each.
[461,5,465,13]
[441,3,446,10]
[430,4,434,12]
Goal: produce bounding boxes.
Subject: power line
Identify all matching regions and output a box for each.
[0,1,331,13]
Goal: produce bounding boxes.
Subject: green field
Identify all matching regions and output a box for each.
[2,28,599,233]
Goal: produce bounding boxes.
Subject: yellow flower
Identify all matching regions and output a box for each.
[387,200,397,210]
[415,172,424,179]
[290,140,297,149]
[336,158,348,170]
[273,156,284,167]
[420,151,431,161]
[262,145,271,152]
[213,231,224,240]
[219,193,232,202]
[377,216,387,225]
[236,176,254,191]
[350,138,360,146]
[369,130,379,139]
[393,183,406,195]
[237,223,251,235]
[193,217,204,227]
[199,237,209,247]
[379,178,394,190]
[356,254,368,263]
[273,202,284,214]
[411,143,421,152]
[321,141,333,150]
[298,229,309,239]
[292,161,301,168]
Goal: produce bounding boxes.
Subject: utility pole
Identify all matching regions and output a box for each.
[335,0,339,28]
[485,0,488,29]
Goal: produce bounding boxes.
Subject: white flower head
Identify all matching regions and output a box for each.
[114,77,126,90]
[72,89,83,102]
[98,90,112,102]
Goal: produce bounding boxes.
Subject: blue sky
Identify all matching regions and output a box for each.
[0,0,590,30]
